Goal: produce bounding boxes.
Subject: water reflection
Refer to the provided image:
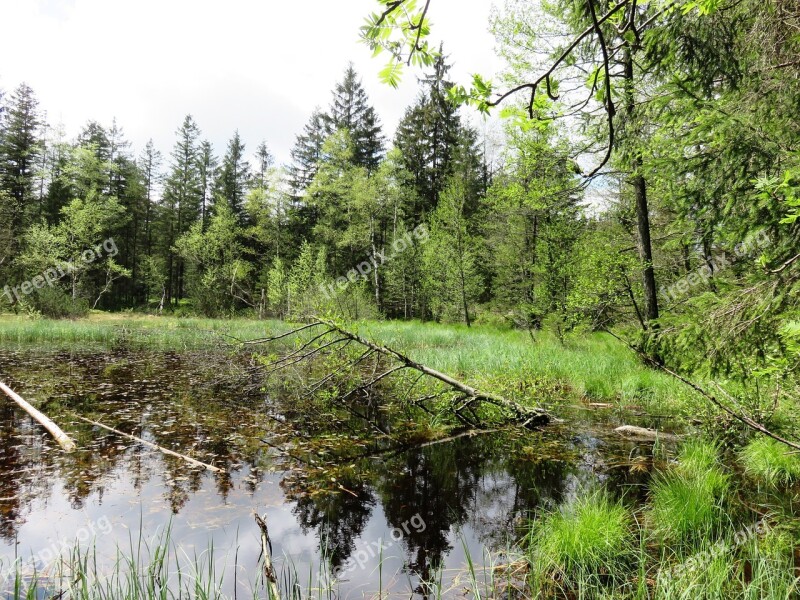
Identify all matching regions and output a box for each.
[0,349,667,597]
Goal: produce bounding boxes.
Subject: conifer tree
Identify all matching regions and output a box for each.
[215,131,251,224]
[197,140,217,231]
[326,64,385,171]
[161,115,202,304]
[0,83,42,259]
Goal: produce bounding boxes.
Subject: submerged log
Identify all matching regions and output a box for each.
[0,381,76,452]
[76,415,224,473]
[615,425,679,441]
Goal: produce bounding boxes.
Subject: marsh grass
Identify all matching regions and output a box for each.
[527,489,634,595]
[654,527,798,599]
[649,439,731,549]
[740,436,800,487]
[0,313,689,410]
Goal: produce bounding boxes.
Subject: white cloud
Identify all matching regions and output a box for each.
[0,0,502,165]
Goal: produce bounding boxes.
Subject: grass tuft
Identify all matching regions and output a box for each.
[528,488,633,592]
[649,439,730,548]
[739,436,800,487]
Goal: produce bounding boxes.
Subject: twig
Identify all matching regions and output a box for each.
[254,513,281,599]
[602,329,800,451]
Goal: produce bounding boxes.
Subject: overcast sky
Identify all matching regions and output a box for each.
[0,0,503,166]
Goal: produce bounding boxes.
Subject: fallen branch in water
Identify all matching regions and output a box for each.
[254,513,281,599]
[75,415,225,473]
[603,328,800,452]
[246,319,551,429]
[316,318,551,427]
[0,381,76,452]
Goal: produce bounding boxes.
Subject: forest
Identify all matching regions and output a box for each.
[0,0,799,597]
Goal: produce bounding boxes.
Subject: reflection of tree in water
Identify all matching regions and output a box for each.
[375,437,490,587]
[465,435,574,547]
[283,473,375,570]
[0,403,57,540]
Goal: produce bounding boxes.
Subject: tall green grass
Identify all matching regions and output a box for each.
[740,436,800,487]
[648,439,730,549]
[0,313,689,409]
[527,489,634,594]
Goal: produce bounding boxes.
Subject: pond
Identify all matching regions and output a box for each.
[0,349,674,598]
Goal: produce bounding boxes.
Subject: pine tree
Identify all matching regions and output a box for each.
[138,139,161,279]
[0,83,42,259]
[326,64,384,171]
[254,141,274,190]
[394,52,465,216]
[197,140,217,231]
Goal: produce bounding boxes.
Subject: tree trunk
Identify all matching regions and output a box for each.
[624,47,659,326]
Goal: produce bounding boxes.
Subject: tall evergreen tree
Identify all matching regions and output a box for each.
[215,131,251,224]
[326,64,385,171]
[197,140,217,231]
[394,52,465,216]
[289,108,327,195]
[138,139,161,272]
[0,83,42,260]
[161,115,202,304]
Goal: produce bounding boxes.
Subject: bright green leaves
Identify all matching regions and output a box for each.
[448,74,494,113]
[361,0,438,85]
[379,61,404,88]
[681,0,722,15]
[754,166,800,225]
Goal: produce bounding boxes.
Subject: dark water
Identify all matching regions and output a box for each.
[0,349,673,598]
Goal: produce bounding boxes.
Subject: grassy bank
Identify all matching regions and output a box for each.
[0,312,688,411]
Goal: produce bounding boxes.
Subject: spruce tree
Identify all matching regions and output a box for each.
[394,52,465,216]
[197,140,217,231]
[215,131,250,224]
[161,115,202,304]
[326,64,384,171]
[0,83,42,258]
[289,108,327,195]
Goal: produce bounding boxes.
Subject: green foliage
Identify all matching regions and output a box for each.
[421,178,482,325]
[740,437,800,487]
[174,202,251,316]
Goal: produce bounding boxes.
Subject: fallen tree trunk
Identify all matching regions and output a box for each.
[316,318,551,427]
[75,415,224,473]
[0,381,76,452]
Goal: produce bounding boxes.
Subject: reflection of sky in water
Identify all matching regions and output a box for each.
[0,350,663,597]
